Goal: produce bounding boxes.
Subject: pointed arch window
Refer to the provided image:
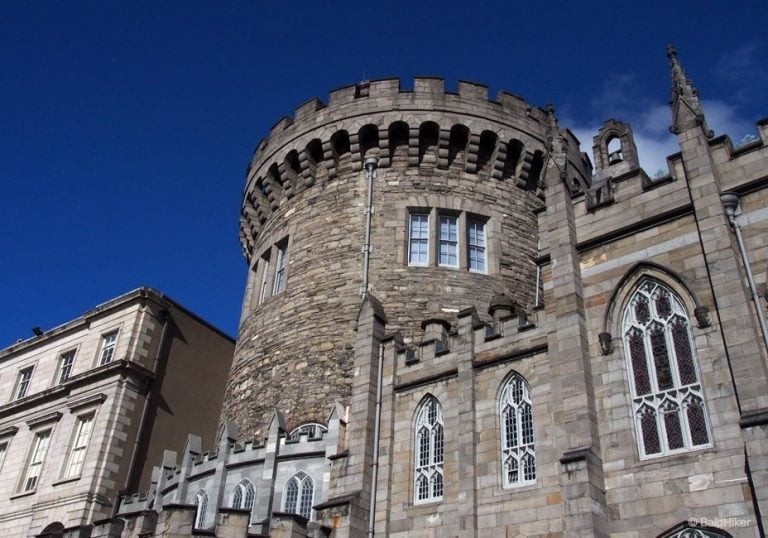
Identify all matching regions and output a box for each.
[194,490,208,529]
[283,471,314,520]
[413,396,444,503]
[622,280,712,459]
[659,521,732,537]
[500,374,536,487]
[231,479,255,520]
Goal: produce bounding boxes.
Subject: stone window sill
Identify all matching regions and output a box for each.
[52,476,81,486]
[9,490,36,500]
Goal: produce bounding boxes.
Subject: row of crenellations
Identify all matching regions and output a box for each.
[239,119,547,260]
[251,78,547,169]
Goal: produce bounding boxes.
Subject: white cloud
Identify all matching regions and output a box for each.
[563,98,757,179]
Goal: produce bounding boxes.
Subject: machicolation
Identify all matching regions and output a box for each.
[226,78,593,440]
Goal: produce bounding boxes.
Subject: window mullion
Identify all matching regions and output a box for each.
[664,321,683,389]
[643,327,660,395]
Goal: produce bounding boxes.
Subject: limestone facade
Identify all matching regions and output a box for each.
[101,48,768,537]
[0,288,234,537]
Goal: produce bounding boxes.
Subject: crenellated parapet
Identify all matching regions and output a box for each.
[116,408,346,536]
[239,78,554,262]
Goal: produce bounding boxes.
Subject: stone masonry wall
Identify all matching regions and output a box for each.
[223,79,554,440]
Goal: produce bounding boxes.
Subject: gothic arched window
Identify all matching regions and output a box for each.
[193,490,208,529]
[283,471,314,520]
[622,280,712,458]
[231,479,255,519]
[413,396,444,503]
[499,373,536,487]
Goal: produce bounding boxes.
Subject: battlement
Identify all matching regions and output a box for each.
[384,298,543,378]
[253,78,541,161]
[239,79,552,261]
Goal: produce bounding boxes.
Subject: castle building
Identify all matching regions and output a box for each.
[0,288,234,537]
[31,47,768,537]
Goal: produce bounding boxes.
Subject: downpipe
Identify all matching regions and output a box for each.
[721,192,768,355]
[361,157,378,296]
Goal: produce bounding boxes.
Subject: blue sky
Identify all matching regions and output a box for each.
[1,1,766,346]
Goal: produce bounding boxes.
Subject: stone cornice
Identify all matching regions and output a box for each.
[26,410,62,428]
[67,393,108,412]
[0,360,153,421]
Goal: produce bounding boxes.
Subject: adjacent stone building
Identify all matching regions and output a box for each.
[74,47,768,537]
[0,288,234,536]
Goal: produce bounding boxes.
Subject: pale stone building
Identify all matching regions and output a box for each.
[0,288,234,537]
[43,47,768,537]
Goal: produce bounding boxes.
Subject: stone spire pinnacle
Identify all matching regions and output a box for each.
[541,103,568,188]
[668,45,713,137]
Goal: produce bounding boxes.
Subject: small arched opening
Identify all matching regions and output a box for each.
[448,125,469,168]
[476,130,498,175]
[419,122,440,165]
[607,136,623,164]
[502,139,524,180]
[388,121,409,166]
[359,124,380,162]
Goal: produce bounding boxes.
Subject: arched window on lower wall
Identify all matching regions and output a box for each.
[231,479,255,521]
[194,490,208,529]
[622,279,712,459]
[413,395,444,504]
[658,521,733,538]
[499,373,536,487]
[283,471,314,520]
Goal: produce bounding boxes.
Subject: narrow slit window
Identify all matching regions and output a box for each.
[258,253,270,304]
[272,242,287,295]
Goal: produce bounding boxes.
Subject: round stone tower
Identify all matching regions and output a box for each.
[225,78,554,439]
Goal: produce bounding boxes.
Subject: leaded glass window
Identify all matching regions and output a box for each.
[231,479,255,522]
[622,280,712,458]
[283,471,314,520]
[661,523,731,538]
[194,490,208,529]
[500,374,536,487]
[413,396,444,503]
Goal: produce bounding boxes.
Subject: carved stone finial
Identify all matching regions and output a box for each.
[668,45,712,137]
[598,332,612,355]
[694,306,711,328]
[666,44,677,59]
